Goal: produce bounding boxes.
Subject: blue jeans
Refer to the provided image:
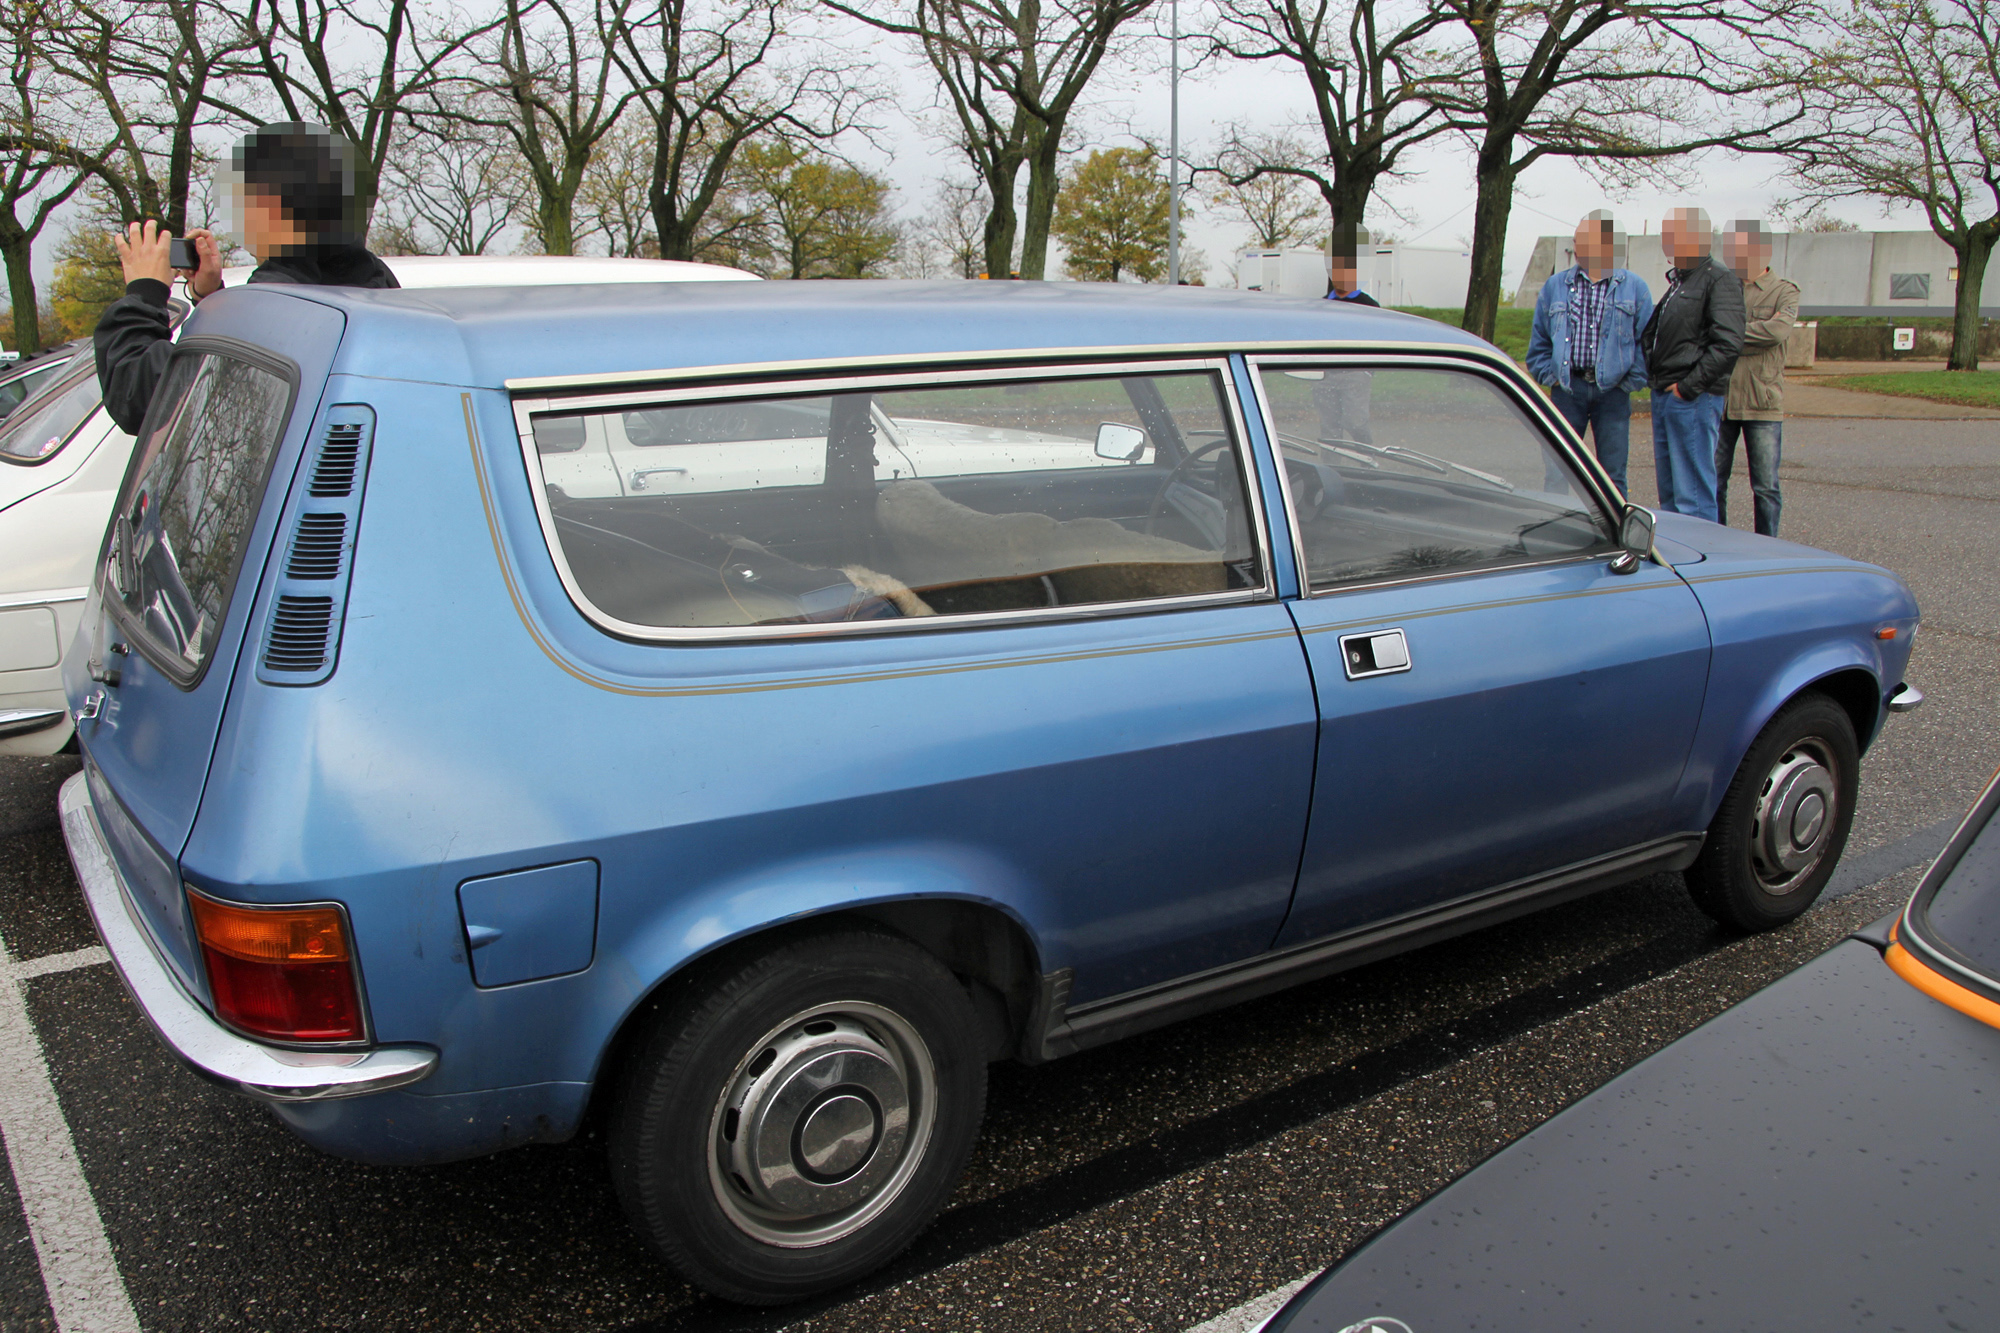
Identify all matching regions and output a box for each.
[1651,390,1725,523]
[1549,378,1632,494]
[1717,418,1782,536]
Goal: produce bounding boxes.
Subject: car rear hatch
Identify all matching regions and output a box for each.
[63,294,346,992]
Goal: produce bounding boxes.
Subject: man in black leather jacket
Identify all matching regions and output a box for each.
[1639,207,1744,523]
[94,123,398,435]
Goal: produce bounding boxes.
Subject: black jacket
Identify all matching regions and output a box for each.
[1639,255,1745,399]
[93,247,399,435]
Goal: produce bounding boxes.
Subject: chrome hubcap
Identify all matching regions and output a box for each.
[1751,741,1839,892]
[708,1002,935,1247]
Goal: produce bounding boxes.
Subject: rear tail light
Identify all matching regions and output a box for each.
[187,890,365,1043]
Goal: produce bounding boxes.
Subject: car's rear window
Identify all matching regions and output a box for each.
[0,350,102,463]
[526,367,1264,634]
[107,350,295,683]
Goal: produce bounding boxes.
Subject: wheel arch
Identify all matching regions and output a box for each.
[582,891,1048,1132]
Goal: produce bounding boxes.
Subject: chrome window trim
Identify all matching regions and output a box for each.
[502,338,1520,395]
[510,358,1279,645]
[1242,352,1623,601]
[0,586,88,611]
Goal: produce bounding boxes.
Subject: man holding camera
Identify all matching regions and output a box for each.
[95,122,399,435]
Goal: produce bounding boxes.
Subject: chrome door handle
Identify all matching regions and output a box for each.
[1338,628,1411,680]
[628,466,689,492]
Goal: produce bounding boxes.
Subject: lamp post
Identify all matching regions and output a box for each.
[1167,0,1180,286]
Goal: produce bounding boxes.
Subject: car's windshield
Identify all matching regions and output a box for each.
[1906,780,2000,993]
[0,348,100,463]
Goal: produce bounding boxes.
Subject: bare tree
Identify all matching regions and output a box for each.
[0,1,94,350]
[236,0,501,230]
[377,122,524,253]
[609,0,875,262]
[1779,0,1997,369]
[1432,0,1811,340]
[898,175,986,277]
[576,114,661,255]
[1207,0,1461,254]
[1203,131,1328,249]
[827,0,1156,280]
[33,0,261,230]
[435,0,635,255]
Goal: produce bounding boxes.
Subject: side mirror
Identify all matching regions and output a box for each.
[1610,504,1657,575]
[1095,422,1148,462]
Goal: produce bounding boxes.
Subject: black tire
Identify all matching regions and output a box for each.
[608,926,987,1305]
[1686,693,1859,931]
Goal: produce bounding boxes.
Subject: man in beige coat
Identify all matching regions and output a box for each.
[1716,220,1800,535]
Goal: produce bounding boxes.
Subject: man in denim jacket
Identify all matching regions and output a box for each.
[1525,211,1653,494]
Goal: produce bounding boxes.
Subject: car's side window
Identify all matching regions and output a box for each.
[528,367,1263,633]
[1255,363,1613,589]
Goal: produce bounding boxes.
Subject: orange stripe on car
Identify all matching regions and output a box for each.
[1885,941,2000,1033]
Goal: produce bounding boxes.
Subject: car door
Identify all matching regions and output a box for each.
[521,360,1316,1003]
[1250,358,1711,947]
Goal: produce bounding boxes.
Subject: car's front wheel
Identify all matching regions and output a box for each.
[1686,692,1859,931]
[609,925,987,1305]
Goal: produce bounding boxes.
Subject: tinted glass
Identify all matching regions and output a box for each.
[0,354,103,462]
[1256,365,1612,588]
[108,352,293,679]
[1915,801,2000,984]
[531,370,1261,630]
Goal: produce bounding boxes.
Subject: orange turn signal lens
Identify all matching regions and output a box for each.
[187,891,364,1043]
[1876,626,1898,640]
[188,895,351,963]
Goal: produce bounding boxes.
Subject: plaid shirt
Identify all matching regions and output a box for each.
[1566,268,1616,373]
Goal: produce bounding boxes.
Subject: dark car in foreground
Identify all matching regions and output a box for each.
[1268,764,2000,1333]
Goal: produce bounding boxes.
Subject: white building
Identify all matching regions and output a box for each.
[1238,243,1474,308]
[1513,229,2000,316]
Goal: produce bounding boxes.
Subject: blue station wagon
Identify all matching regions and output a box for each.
[59,280,1921,1303]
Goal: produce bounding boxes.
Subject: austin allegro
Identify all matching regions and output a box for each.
[59,279,1921,1303]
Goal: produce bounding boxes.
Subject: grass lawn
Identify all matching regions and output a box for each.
[1393,305,1535,360]
[1806,370,2000,409]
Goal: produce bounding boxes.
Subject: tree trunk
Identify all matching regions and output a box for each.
[1460,144,1517,341]
[981,161,1020,279]
[0,210,39,356]
[1946,220,1996,371]
[1018,130,1061,280]
[540,193,576,256]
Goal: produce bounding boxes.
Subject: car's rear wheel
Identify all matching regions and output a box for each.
[609,926,986,1305]
[1686,693,1858,931]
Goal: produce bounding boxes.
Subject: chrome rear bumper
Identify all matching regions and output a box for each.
[57,772,437,1102]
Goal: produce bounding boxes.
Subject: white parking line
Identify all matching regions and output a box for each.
[0,930,140,1333]
[1181,1275,1314,1333]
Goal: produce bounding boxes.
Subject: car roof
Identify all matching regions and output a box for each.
[214,279,1498,392]
[217,254,759,289]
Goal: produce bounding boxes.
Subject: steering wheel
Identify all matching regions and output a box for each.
[1145,437,1236,536]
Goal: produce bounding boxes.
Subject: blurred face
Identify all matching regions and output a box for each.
[239,188,313,259]
[1330,257,1359,293]
[1573,220,1615,276]
[1662,209,1713,267]
[1723,227,1771,278]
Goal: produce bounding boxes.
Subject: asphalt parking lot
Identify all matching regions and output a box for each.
[3,408,1995,1333]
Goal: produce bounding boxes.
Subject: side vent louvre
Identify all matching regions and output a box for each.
[286,513,348,579]
[258,406,374,687]
[264,596,335,671]
[309,425,363,496]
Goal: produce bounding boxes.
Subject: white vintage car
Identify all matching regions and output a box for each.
[0,255,756,754]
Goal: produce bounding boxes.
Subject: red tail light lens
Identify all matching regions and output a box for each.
[187,891,365,1043]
